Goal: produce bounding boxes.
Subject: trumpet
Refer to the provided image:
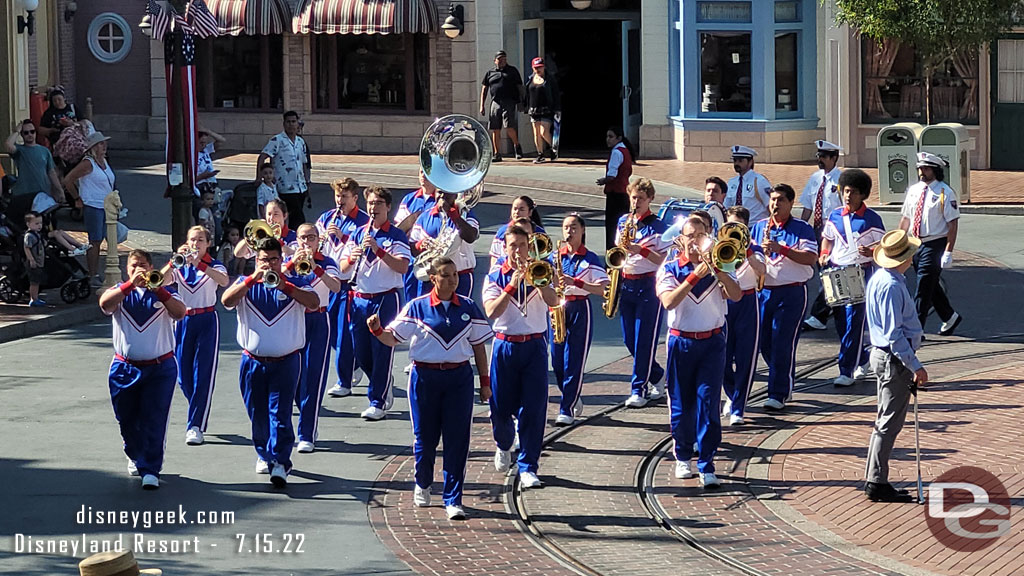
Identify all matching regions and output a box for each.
[713,222,750,273]
[526,233,555,288]
[145,269,164,290]
[293,252,314,276]
[171,250,197,269]
[603,212,635,318]
[243,219,280,250]
[263,270,281,289]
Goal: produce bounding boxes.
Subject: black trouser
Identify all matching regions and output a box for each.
[807,226,831,324]
[280,193,307,230]
[913,237,954,330]
[605,191,629,251]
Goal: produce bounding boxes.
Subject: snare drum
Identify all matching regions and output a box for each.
[820,265,866,307]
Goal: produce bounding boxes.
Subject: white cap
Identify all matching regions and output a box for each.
[730,145,757,158]
[916,152,947,168]
[815,140,841,153]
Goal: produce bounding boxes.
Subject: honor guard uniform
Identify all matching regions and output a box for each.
[656,216,742,489]
[410,199,480,298]
[394,178,438,302]
[750,185,818,410]
[724,146,773,223]
[100,250,187,489]
[723,216,764,425]
[899,152,962,335]
[801,140,844,330]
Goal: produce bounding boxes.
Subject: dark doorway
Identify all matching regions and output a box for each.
[544,19,623,153]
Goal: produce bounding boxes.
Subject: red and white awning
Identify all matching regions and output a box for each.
[206,0,290,36]
[292,0,440,35]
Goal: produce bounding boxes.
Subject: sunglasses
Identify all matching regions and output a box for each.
[21,130,35,135]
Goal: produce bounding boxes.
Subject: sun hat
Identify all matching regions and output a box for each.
[83,131,111,152]
[873,229,921,269]
[78,550,161,576]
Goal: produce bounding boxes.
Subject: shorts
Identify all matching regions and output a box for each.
[530,114,554,125]
[83,205,106,243]
[489,100,519,130]
[27,266,45,285]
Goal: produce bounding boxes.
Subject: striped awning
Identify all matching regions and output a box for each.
[292,0,439,35]
[206,0,290,36]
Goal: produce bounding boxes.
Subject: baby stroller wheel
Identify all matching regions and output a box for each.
[77,278,92,299]
[0,276,20,303]
[61,282,79,304]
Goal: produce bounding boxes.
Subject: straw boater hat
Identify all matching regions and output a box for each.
[873,229,921,269]
[78,550,161,576]
[83,131,111,152]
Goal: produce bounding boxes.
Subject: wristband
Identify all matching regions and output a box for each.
[416,239,426,251]
[371,325,384,337]
[684,272,701,287]
[243,275,257,287]
[374,248,386,260]
[446,206,460,219]
[639,246,652,258]
[119,281,134,295]
[780,245,792,257]
[313,266,325,278]
[196,259,209,272]
[746,247,754,257]
[819,249,830,258]
[503,282,518,295]
[573,278,585,288]
[155,287,173,303]
[280,281,296,296]
[479,374,491,388]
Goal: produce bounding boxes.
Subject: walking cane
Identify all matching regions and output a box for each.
[911,384,924,504]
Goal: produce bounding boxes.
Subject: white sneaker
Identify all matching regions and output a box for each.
[699,472,721,489]
[384,385,395,411]
[939,312,962,336]
[413,485,431,507]
[573,398,584,418]
[327,384,351,397]
[494,448,512,473]
[803,317,827,330]
[185,427,204,445]
[71,246,88,256]
[270,464,288,488]
[520,471,543,489]
[554,414,574,427]
[141,474,159,490]
[624,394,648,408]
[351,367,364,386]
[853,364,872,380]
[674,460,696,479]
[722,398,733,418]
[255,458,270,474]
[764,398,785,410]
[126,458,139,477]
[361,406,386,420]
[648,381,665,401]
[403,363,413,374]
[446,504,466,520]
[513,432,520,451]
[833,375,856,387]
[296,441,315,453]
[729,414,745,426]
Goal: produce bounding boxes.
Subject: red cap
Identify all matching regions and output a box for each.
[532,57,544,68]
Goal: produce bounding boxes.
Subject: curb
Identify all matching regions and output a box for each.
[0,298,105,345]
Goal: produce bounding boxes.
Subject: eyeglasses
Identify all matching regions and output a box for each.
[298,234,318,241]
[21,130,35,135]
[257,256,281,264]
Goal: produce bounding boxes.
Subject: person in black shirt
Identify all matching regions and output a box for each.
[525,57,561,164]
[479,50,525,162]
[38,87,78,145]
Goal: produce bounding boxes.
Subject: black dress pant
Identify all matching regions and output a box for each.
[280,193,307,230]
[605,191,629,251]
[912,237,954,329]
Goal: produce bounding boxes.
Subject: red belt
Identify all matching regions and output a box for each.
[414,361,470,370]
[458,269,472,276]
[243,350,294,363]
[564,295,588,302]
[115,352,174,366]
[622,271,656,280]
[669,327,722,340]
[187,306,215,316]
[495,332,545,343]
[353,288,398,300]
[741,288,756,296]
[765,282,804,289]
[306,307,327,314]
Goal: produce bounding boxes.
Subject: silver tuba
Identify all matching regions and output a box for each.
[412,114,491,282]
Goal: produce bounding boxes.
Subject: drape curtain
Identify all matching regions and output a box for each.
[864,37,901,118]
[951,49,980,120]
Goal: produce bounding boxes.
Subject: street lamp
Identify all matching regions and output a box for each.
[570,0,592,8]
[441,4,464,39]
[139,14,152,36]
[18,0,39,35]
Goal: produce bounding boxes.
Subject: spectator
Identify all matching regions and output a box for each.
[23,211,48,307]
[197,189,218,241]
[257,111,310,229]
[37,86,78,144]
[525,57,561,163]
[256,162,279,218]
[195,126,225,195]
[595,126,635,249]
[218,226,244,276]
[62,131,115,286]
[4,119,65,221]
[479,50,525,162]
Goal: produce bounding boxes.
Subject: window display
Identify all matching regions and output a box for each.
[196,35,284,111]
[314,34,430,113]
[699,32,752,113]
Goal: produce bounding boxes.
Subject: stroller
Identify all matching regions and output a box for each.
[224,180,259,233]
[0,209,91,305]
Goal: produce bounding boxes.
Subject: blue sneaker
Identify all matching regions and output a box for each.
[29,300,47,307]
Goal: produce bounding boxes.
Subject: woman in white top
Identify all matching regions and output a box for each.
[63,131,115,285]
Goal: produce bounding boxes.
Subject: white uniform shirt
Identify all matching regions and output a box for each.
[104,286,182,360]
[616,211,671,276]
[749,217,818,286]
[410,206,479,273]
[171,258,227,310]
[656,258,730,332]
[341,221,411,294]
[900,180,960,243]
[227,279,309,357]
[261,132,308,195]
[317,206,370,281]
[482,260,551,335]
[388,291,493,363]
[285,254,340,309]
[559,245,610,297]
[725,169,773,222]
[822,205,886,267]
[393,188,437,226]
[799,167,843,229]
[489,222,547,261]
[734,244,764,292]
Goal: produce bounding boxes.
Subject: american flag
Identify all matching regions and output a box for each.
[164,31,199,194]
[147,0,172,41]
[185,0,221,38]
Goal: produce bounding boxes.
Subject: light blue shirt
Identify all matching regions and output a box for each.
[866,267,923,372]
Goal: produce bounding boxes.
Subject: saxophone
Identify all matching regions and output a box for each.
[602,212,635,319]
[757,214,774,291]
[550,243,567,344]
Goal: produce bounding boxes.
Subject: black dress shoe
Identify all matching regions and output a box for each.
[865,482,914,503]
[492,154,503,163]
[514,144,524,159]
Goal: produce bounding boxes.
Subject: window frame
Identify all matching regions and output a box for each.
[311,34,429,115]
[196,35,283,113]
[774,29,801,119]
[697,30,755,117]
[87,13,133,64]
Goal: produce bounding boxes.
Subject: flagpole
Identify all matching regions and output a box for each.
[166,0,192,249]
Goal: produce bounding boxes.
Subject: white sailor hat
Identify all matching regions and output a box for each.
[815,140,841,153]
[730,145,757,158]
[916,152,947,168]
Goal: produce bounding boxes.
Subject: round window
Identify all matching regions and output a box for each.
[88,13,133,64]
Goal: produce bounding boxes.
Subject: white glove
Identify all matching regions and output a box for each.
[941,251,953,269]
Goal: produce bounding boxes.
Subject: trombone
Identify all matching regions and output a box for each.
[525,233,555,288]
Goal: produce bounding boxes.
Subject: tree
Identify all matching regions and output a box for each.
[829,0,1024,123]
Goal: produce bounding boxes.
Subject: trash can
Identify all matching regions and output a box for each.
[877,122,924,205]
[920,123,971,203]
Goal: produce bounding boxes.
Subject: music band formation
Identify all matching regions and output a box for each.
[99,117,962,519]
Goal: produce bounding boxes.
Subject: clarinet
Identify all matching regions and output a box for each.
[351,223,373,277]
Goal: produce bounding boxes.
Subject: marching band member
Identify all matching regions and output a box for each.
[704,176,728,207]
[617,178,670,408]
[339,186,412,421]
[489,196,545,269]
[898,152,962,336]
[369,256,493,520]
[657,216,742,489]
[801,140,844,331]
[318,178,370,398]
[750,184,818,411]
[287,224,342,452]
[233,198,297,260]
[482,225,560,488]
[409,191,480,298]
[222,237,321,487]
[99,249,187,489]
[820,169,885,386]
[724,146,772,223]
[395,171,438,303]
[552,214,609,426]
[722,207,765,425]
[166,226,229,446]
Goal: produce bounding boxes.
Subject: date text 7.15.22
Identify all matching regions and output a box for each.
[235,533,305,554]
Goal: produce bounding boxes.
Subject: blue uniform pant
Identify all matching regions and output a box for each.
[618,276,664,397]
[297,311,331,443]
[174,310,219,432]
[912,237,954,330]
[759,284,807,403]
[490,337,548,474]
[724,291,759,417]
[667,333,725,473]
[351,290,400,409]
[403,270,419,303]
[551,298,593,416]
[410,363,474,506]
[329,284,356,388]
[108,357,178,478]
[239,351,300,471]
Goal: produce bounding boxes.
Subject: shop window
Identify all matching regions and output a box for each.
[313,34,430,114]
[196,35,284,111]
[775,32,798,113]
[996,39,1024,103]
[699,32,752,113]
[861,37,979,124]
[87,13,133,64]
